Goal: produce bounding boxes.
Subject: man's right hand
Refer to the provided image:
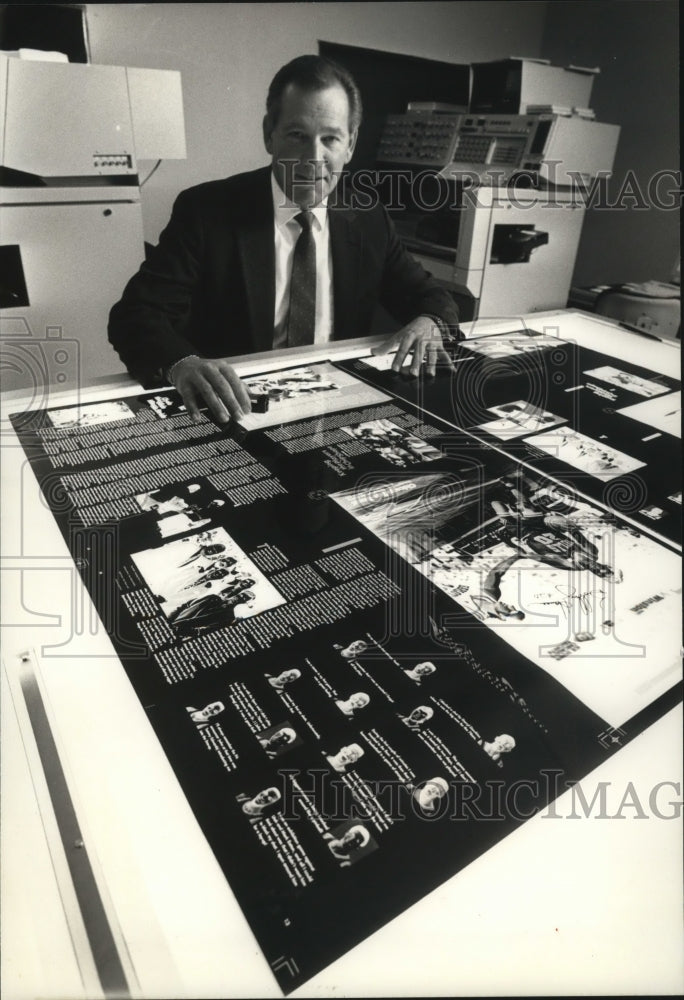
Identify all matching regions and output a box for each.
[169,357,252,424]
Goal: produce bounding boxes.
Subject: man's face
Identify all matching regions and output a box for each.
[492,734,514,754]
[416,662,435,677]
[424,782,444,803]
[264,83,357,208]
[343,828,364,849]
[254,787,280,807]
[338,744,361,765]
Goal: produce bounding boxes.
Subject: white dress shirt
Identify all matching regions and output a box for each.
[271,172,333,348]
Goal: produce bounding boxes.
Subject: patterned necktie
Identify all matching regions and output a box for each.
[287,211,316,346]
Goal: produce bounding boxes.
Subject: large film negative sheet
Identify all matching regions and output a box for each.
[338,330,682,545]
[11,360,682,993]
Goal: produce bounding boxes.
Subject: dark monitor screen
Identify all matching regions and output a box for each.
[0,3,89,63]
[319,41,469,171]
[471,59,523,114]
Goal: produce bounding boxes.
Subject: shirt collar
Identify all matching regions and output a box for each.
[271,170,328,232]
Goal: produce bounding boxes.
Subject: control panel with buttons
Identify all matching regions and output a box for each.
[92,153,134,172]
[376,113,463,168]
[377,111,619,187]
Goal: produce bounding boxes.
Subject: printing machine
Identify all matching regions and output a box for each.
[0,54,186,394]
[374,58,620,320]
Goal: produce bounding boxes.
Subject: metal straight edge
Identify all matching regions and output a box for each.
[8,650,133,998]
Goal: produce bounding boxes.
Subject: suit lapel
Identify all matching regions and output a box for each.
[236,170,361,348]
[237,169,276,353]
[329,206,361,341]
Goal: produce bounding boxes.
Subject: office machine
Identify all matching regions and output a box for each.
[375,108,619,317]
[0,54,186,394]
[404,185,587,319]
[375,78,619,319]
[441,112,619,189]
[381,181,585,320]
[377,111,620,188]
[470,57,598,115]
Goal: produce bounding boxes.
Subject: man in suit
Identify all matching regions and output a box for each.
[108,55,460,423]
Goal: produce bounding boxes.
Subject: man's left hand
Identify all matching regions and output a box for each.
[372,315,456,376]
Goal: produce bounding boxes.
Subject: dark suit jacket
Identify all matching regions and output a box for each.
[108,166,460,386]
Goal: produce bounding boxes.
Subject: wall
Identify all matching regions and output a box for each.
[541,0,680,285]
[86,2,547,243]
[87,2,678,288]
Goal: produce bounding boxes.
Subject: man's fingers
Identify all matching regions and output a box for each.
[180,381,202,423]
[204,368,243,421]
[370,333,396,357]
[197,376,233,423]
[408,341,425,376]
[425,345,439,378]
[436,346,456,373]
[386,333,454,376]
[171,358,253,424]
[221,363,252,415]
[176,370,230,424]
[391,337,415,372]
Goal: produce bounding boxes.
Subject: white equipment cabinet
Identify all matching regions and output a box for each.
[0,55,186,393]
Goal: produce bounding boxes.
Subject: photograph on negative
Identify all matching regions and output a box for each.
[243,365,340,401]
[459,333,565,358]
[257,722,303,758]
[239,361,392,430]
[526,425,646,480]
[476,399,567,439]
[341,417,443,467]
[47,398,136,428]
[131,527,285,632]
[583,365,671,398]
[134,481,227,538]
[332,467,681,726]
[617,391,682,438]
[323,821,378,868]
